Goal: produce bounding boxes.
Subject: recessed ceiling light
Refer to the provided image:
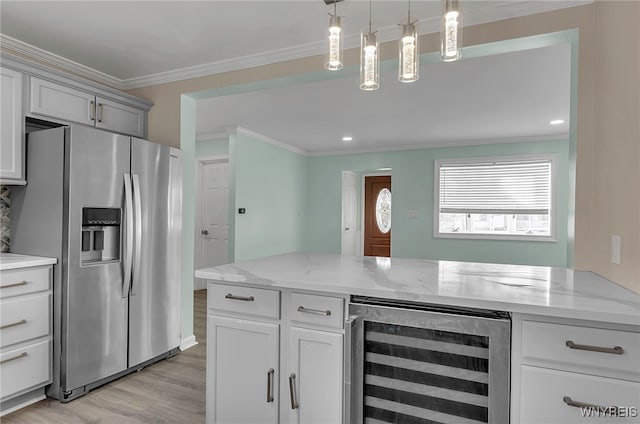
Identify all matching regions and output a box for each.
[550,119,565,125]
[342,136,353,142]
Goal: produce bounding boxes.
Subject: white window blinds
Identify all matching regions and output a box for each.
[439,159,551,215]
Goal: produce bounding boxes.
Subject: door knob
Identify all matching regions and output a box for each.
[201,230,209,235]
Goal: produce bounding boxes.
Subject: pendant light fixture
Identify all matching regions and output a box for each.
[398,0,418,82]
[441,0,462,62]
[324,0,343,71]
[360,0,379,90]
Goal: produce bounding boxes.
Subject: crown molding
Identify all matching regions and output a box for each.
[226,126,309,156]
[1,1,591,91]
[0,33,125,90]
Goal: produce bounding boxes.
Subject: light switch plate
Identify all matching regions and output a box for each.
[611,235,621,265]
[407,210,418,219]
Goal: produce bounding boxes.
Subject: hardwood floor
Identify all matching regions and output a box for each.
[3,290,208,424]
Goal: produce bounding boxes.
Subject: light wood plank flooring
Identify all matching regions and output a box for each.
[3,290,208,424]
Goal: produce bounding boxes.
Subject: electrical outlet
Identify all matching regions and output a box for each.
[611,235,621,265]
[407,210,418,219]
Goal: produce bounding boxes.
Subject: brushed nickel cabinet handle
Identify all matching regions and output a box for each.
[0,281,28,289]
[563,396,616,415]
[97,103,103,123]
[267,368,274,403]
[89,100,95,121]
[225,294,255,302]
[0,319,27,330]
[289,373,299,410]
[565,340,624,355]
[0,352,28,365]
[297,306,331,316]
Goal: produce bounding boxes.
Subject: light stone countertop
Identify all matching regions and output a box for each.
[196,253,640,326]
[0,253,57,270]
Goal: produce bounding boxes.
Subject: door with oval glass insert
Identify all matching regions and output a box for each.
[364,175,391,257]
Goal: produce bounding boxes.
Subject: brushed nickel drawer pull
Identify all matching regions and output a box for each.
[97,103,104,122]
[297,305,331,316]
[563,396,616,414]
[89,100,95,121]
[224,294,255,302]
[0,352,28,365]
[289,373,299,410]
[267,368,274,403]
[0,319,27,330]
[565,340,624,355]
[0,281,28,289]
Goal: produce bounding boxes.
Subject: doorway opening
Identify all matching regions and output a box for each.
[341,171,392,257]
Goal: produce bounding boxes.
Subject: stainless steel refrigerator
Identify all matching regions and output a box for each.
[11,125,182,401]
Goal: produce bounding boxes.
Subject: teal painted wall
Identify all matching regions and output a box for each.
[305,140,570,267]
[196,138,229,157]
[231,134,308,261]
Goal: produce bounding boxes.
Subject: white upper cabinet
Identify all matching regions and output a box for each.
[29,76,146,138]
[95,97,145,138]
[1,66,25,183]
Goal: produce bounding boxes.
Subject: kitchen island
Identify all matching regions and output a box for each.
[196,253,640,424]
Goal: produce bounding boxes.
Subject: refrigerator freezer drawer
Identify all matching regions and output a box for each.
[0,292,50,348]
[0,339,51,401]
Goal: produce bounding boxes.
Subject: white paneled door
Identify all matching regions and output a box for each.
[196,159,229,290]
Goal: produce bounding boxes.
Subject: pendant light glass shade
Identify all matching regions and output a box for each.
[441,0,462,62]
[360,31,379,90]
[398,22,418,82]
[325,14,343,70]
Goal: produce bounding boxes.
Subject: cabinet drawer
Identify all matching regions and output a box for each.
[0,267,50,299]
[0,339,51,401]
[209,284,279,319]
[519,365,640,423]
[1,292,50,348]
[522,321,640,378]
[289,293,344,329]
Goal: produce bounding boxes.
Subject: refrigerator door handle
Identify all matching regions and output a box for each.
[123,174,134,298]
[131,173,143,296]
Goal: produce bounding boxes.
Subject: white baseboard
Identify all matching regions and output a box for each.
[1,391,45,416]
[180,335,198,351]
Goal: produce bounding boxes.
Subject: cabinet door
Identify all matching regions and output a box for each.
[95,97,145,138]
[286,327,343,424]
[0,67,24,182]
[207,315,279,424]
[30,77,95,126]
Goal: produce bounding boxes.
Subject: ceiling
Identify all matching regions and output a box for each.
[1,1,585,88]
[1,1,575,154]
[196,43,571,154]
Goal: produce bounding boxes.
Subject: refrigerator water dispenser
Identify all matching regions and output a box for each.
[80,208,120,265]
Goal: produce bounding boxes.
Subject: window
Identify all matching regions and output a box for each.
[435,156,555,240]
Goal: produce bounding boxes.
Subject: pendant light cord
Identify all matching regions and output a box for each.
[408,0,411,23]
[369,0,372,34]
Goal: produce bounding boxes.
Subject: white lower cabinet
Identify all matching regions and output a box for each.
[285,327,343,424]
[206,283,346,424]
[512,314,640,424]
[0,263,53,415]
[520,365,640,423]
[206,315,279,424]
